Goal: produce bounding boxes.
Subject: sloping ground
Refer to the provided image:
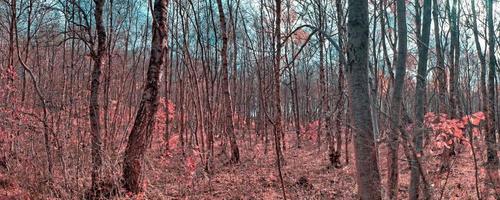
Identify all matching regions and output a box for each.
[378,141,496,200]
[145,134,358,199]
[143,132,495,200]
[2,129,496,199]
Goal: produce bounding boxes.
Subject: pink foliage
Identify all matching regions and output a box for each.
[424,112,485,151]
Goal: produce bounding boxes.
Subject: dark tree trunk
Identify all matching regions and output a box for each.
[388,0,408,198]
[6,0,16,102]
[122,0,169,193]
[448,0,459,118]
[485,0,499,196]
[164,37,173,152]
[432,0,446,114]
[441,0,459,173]
[274,0,286,198]
[410,0,432,199]
[318,33,325,151]
[274,0,285,164]
[346,0,382,198]
[293,67,301,148]
[332,0,346,167]
[216,0,240,163]
[471,0,487,113]
[89,0,106,194]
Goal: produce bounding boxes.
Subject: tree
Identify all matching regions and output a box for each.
[274,0,286,198]
[346,0,382,198]
[122,0,169,193]
[89,0,106,195]
[471,0,487,114]
[316,0,328,151]
[433,0,446,114]
[332,0,345,167]
[6,0,16,102]
[387,0,408,198]
[485,0,499,196]
[440,0,460,174]
[215,0,240,164]
[448,0,460,118]
[410,0,432,198]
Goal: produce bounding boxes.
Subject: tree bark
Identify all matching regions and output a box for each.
[216,0,240,163]
[432,0,446,115]
[89,0,106,194]
[332,0,346,167]
[122,0,169,193]
[317,0,327,151]
[441,0,459,173]
[410,0,432,199]
[274,0,286,198]
[7,0,16,99]
[485,0,499,196]
[471,0,487,114]
[387,0,408,198]
[346,0,382,198]
[448,0,459,118]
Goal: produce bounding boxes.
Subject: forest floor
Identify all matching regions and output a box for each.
[142,129,496,200]
[0,129,496,199]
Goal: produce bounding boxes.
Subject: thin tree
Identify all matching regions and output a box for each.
[274,0,286,198]
[410,0,432,198]
[316,0,327,151]
[448,0,460,118]
[89,0,106,194]
[331,0,345,167]
[485,0,499,196]
[387,0,408,198]
[122,0,169,193]
[215,0,240,163]
[432,0,446,114]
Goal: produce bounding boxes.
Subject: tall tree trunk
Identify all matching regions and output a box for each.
[274,0,286,198]
[6,0,16,101]
[317,0,326,151]
[292,63,301,148]
[387,0,408,198]
[21,0,33,103]
[448,0,459,118]
[122,0,169,193]
[410,0,432,199]
[216,0,240,163]
[471,0,487,113]
[4,0,16,162]
[102,0,112,148]
[441,0,459,173]
[485,0,499,196]
[332,0,346,167]
[179,70,186,155]
[347,0,382,198]
[90,0,106,194]
[164,32,174,151]
[229,0,239,124]
[432,0,446,114]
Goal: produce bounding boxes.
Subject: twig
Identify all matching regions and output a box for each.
[467,122,482,200]
[438,156,455,200]
[377,109,432,199]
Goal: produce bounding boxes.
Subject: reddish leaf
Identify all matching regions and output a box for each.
[452,127,463,138]
[470,116,481,126]
[472,128,481,136]
[472,111,485,120]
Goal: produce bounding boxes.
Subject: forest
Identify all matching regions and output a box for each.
[0,0,499,199]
